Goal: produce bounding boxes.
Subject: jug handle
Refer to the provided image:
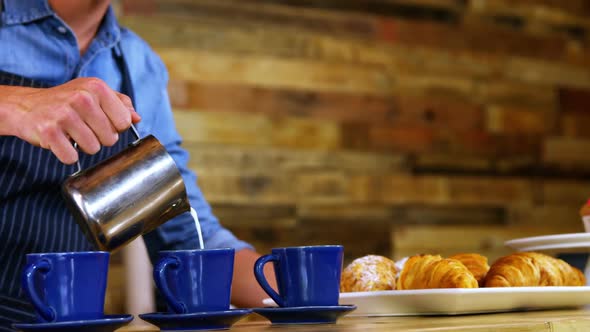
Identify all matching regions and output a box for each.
[72,124,141,174]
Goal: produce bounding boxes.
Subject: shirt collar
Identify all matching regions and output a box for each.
[1,0,53,25]
[80,5,121,67]
[0,0,121,47]
[93,6,121,49]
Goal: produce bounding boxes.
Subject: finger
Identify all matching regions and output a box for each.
[43,128,79,165]
[131,111,142,124]
[84,79,132,132]
[115,92,142,123]
[67,124,101,156]
[59,108,101,155]
[70,90,119,147]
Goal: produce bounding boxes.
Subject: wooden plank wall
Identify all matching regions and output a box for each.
[107,0,590,312]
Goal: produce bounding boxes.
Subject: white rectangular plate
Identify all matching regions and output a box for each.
[263,287,590,316]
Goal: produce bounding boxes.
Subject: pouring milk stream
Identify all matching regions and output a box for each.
[190,207,205,250]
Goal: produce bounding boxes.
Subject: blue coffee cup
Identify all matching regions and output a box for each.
[254,245,344,307]
[21,251,110,322]
[153,248,235,314]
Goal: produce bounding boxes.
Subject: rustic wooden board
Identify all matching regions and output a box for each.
[380,175,450,204]
[297,204,393,222]
[473,81,558,108]
[506,57,590,88]
[560,87,590,113]
[129,11,580,86]
[379,18,572,62]
[210,203,297,227]
[558,87,590,138]
[122,0,588,66]
[294,171,354,204]
[121,15,393,66]
[127,17,583,89]
[159,48,393,94]
[173,109,272,147]
[196,173,294,205]
[392,204,507,225]
[172,106,538,158]
[506,204,584,228]
[466,0,590,29]
[543,137,590,167]
[194,173,545,207]
[446,176,534,206]
[122,0,379,40]
[183,143,408,175]
[239,0,465,23]
[411,153,494,173]
[367,125,436,153]
[173,109,341,150]
[560,113,590,138]
[167,80,485,131]
[379,175,538,206]
[485,104,553,135]
[540,179,590,205]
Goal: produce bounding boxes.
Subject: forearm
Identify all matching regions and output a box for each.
[0,85,28,136]
[231,248,277,308]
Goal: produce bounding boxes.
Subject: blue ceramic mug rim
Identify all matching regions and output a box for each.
[26,251,109,257]
[271,245,343,251]
[159,248,234,253]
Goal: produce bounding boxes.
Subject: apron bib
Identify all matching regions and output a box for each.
[0,45,137,330]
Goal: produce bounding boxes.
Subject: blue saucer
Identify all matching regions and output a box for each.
[139,309,252,331]
[253,305,356,325]
[12,314,133,332]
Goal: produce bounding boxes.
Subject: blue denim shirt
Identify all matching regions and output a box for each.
[0,0,252,257]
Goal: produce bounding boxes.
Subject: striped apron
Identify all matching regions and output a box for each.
[0,45,136,330]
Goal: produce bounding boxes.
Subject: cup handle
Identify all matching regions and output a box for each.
[153,256,186,314]
[22,259,55,322]
[254,254,284,307]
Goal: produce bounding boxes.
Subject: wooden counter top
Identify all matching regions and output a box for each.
[120,308,590,332]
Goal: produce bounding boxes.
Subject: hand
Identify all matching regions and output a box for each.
[231,248,277,308]
[0,77,141,164]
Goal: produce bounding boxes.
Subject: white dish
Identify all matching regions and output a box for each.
[505,233,590,252]
[507,242,590,252]
[263,287,590,316]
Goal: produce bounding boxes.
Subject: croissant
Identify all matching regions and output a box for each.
[397,254,478,289]
[340,255,397,292]
[484,252,586,287]
[449,253,490,286]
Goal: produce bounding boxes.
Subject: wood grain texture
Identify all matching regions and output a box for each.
[183,143,408,175]
[167,81,485,131]
[111,0,590,315]
[119,309,590,332]
[122,0,590,66]
[173,109,341,149]
[543,137,590,166]
[160,48,393,94]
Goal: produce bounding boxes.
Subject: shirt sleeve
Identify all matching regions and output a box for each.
[127,36,253,263]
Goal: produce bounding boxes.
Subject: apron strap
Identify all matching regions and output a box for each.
[112,43,136,108]
[0,70,50,88]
